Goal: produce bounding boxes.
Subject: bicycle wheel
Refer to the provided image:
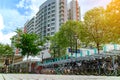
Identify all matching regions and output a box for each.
[95,65,101,75]
[103,62,114,76]
[116,68,120,76]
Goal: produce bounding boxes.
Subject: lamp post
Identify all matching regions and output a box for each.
[74,35,78,57]
[4,58,9,73]
[41,52,44,63]
[53,45,56,59]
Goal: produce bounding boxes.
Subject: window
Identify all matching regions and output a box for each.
[51,23,55,26]
[47,28,50,31]
[51,10,55,13]
[51,27,55,30]
[48,24,50,27]
[48,11,50,14]
[51,14,55,17]
[48,8,50,10]
[48,20,50,23]
[51,18,55,21]
[52,2,55,4]
[48,4,51,6]
[51,32,54,35]
[48,16,50,18]
[51,6,55,8]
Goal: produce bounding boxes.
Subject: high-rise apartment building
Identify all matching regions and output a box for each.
[13,0,81,62]
[68,0,80,21]
[24,0,81,38]
[24,17,35,34]
[35,0,67,37]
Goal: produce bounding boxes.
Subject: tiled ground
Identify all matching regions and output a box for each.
[0,74,120,80]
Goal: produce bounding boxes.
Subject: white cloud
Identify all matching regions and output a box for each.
[80,0,111,17]
[0,8,31,44]
[0,0,39,44]
[16,0,75,17]
[0,32,16,45]
[0,9,29,33]
[16,0,25,8]
[30,0,45,16]
[0,14,4,30]
[16,0,46,17]
[0,14,16,44]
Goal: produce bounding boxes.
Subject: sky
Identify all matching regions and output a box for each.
[0,0,111,44]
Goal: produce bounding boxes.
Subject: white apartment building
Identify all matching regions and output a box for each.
[35,0,67,37]
[22,0,81,60]
[24,17,36,34]
[24,0,81,38]
[68,0,80,20]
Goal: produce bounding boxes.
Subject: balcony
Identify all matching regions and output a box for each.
[59,6,64,10]
[59,10,64,13]
[59,2,64,7]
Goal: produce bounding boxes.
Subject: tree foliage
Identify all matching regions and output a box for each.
[83,7,113,53]
[106,0,120,43]
[50,21,83,57]
[14,29,43,58]
[49,1,120,55]
[0,43,13,57]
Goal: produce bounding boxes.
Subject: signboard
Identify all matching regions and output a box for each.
[68,48,80,53]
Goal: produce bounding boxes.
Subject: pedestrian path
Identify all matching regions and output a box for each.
[0,74,4,80]
[0,74,120,80]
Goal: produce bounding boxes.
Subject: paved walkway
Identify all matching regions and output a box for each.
[0,74,120,80]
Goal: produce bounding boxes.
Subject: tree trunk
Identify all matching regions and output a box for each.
[27,53,32,73]
[11,52,15,64]
[27,53,30,73]
[70,37,73,57]
[97,43,100,54]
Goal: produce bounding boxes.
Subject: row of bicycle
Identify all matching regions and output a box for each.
[40,56,120,76]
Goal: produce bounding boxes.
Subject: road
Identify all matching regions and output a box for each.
[0,74,120,80]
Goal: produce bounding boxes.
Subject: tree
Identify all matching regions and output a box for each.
[13,29,44,73]
[106,0,120,43]
[50,21,83,57]
[14,29,42,59]
[83,7,112,54]
[50,33,62,58]
[18,33,41,58]
[0,43,13,57]
[0,43,13,67]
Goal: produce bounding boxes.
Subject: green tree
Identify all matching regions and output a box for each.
[50,21,83,57]
[13,29,44,73]
[106,0,120,43]
[0,43,13,66]
[0,43,13,57]
[83,7,112,54]
[18,33,41,58]
[14,29,43,59]
[50,33,62,58]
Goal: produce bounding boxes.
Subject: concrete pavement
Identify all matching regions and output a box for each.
[0,74,120,80]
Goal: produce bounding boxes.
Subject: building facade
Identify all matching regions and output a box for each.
[24,0,80,38]
[24,17,36,34]
[35,0,67,38]
[68,0,80,21]
[22,0,81,59]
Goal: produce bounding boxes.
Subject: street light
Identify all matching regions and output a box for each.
[41,52,44,63]
[53,45,56,59]
[4,58,9,73]
[74,35,78,57]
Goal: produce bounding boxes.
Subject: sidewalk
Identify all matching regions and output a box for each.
[1,74,120,80]
[0,74,4,80]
